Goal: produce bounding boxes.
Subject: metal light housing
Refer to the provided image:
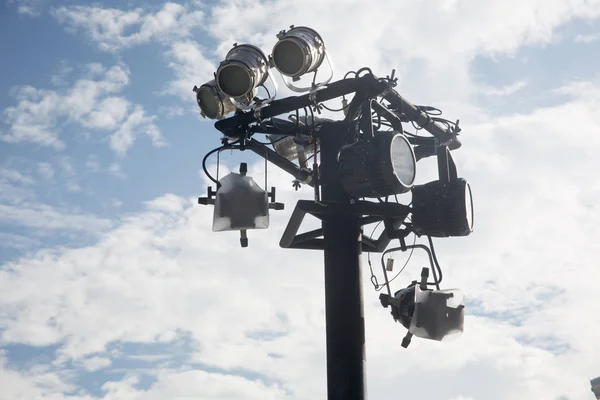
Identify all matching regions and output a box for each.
[268,134,302,161]
[212,172,269,232]
[338,131,416,198]
[216,44,269,98]
[392,284,465,342]
[272,26,326,79]
[411,178,474,237]
[195,80,236,120]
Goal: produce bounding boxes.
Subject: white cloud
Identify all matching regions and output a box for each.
[574,32,600,43]
[52,2,204,53]
[108,163,126,179]
[66,182,82,193]
[80,356,112,372]
[50,61,73,87]
[85,155,100,173]
[0,168,35,185]
[163,40,216,100]
[479,80,528,96]
[37,162,54,179]
[6,0,43,17]
[144,193,186,212]
[0,202,112,232]
[158,105,185,118]
[0,233,41,250]
[110,105,166,157]
[1,64,164,156]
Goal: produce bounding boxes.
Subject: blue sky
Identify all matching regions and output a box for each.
[2,0,600,399]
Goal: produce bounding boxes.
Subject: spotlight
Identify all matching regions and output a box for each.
[411,178,474,237]
[268,135,303,162]
[268,132,319,167]
[212,169,270,232]
[338,131,416,198]
[194,80,236,120]
[216,44,269,99]
[383,281,464,342]
[270,26,334,92]
[272,26,325,79]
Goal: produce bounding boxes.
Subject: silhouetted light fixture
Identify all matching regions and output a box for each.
[194,80,236,120]
[213,173,269,232]
[591,377,600,399]
[338,131,416,198]
[411,178,474,237]
[216,44,269,98]
[383,280,464,342]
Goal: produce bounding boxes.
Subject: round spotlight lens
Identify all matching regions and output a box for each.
[391,134,416,187]
[338,131,416,198]
[217,63,253,98]
[197,87,220,119]
[272,26,325,79]
[465,182,474,231]
[272,39,306,77]
[216,44,268,99]
[195,80,235,120]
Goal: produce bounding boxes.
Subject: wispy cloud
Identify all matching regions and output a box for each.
[6,0,44,17]
[37,162,55,179]
[1,64,165,156]
[574,32,600,43]
[51,3,204,53]
[0,232,41,250]
[479,80,528,96]
[0,202,112,232]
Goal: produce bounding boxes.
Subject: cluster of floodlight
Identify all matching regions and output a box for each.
[194,26,332,120]
[196,25,475,351]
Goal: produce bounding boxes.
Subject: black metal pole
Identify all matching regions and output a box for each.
[319,122,366,400]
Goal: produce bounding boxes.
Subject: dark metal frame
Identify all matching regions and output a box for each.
[279,199,410,252]
[205,71,461,400]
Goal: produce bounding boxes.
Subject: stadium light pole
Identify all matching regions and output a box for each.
[320,121,367,398]
[196,26,472,400]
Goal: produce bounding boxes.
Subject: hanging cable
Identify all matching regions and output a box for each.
[377,233,417,292]
[367,221,383,290]
[427,235,443,285]
[202,140,239,186]
[381,243,440,290]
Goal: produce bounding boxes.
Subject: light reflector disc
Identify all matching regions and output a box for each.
[273,38,307,77]
[465,182,474,231]
[271,26,325,79]
[391,134,416,187]
[218,63,253,98]
[195,80,235,120]
[216,44,268,99]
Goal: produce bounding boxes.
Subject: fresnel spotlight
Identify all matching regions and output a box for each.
[270,25,334,92]
[194,43,278,120]
[195,25,474,400]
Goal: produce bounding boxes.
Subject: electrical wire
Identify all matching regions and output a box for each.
[260,84,271,100]
[377,233,417,291]
[302,150,320,167]
[356,67,374,77]
[320,102,348,112]
[202,140,239,186]
[251,135,288,145]
[427,235,443,285]
[367,221,383,290]
[381,243,440,290]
